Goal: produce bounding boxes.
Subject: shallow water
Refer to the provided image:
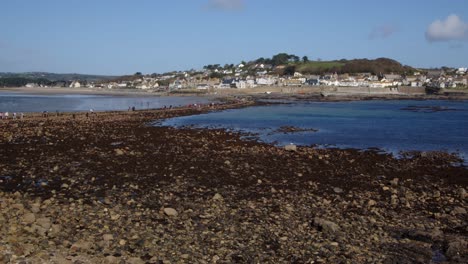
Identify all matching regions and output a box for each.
[0,92,212,112]
[160,100,468,159]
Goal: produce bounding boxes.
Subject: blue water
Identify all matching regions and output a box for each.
[0,92,212,112]
[160,100,468,158]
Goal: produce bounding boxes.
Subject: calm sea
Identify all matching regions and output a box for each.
[0,92,211,112]
[160,100,468,158]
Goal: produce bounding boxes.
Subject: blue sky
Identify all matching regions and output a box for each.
[1,0,467,75]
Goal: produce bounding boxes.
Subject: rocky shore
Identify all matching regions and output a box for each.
[0,100,467,263]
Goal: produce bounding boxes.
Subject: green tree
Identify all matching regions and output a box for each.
[302,56,309,63]
[209,72,224,79]
[271,53,290,66]
[283,65,296,76]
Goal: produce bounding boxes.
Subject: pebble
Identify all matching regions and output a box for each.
[30,203,41,213]
[103,234,114,241]
[22,213,36,224]
[313,217,341,234]
[105,256,120,264]
[284,144,297,152]
[452,206,466,215]
[213,193,223,201]
[163,207,178,216]
[36,217,51,230]
[114,149,125,156]
[333,187,343,194]
[128,257,145,264]
[458,188,467,199]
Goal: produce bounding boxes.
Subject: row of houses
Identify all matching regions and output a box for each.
[201,72,468,90]
[60,66,467,91]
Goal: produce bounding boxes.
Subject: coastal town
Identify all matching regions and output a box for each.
[4,56,466,95]
[56,66,468,92]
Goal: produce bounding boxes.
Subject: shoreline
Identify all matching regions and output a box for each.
[1,99,467,263]
[2,86,468,101]
[0,87,169,97]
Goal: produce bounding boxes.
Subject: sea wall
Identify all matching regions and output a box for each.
[215,85,425,95]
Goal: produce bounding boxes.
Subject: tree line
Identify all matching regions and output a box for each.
[0,77,75,87]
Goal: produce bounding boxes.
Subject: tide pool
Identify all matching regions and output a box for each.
[160,100,468,158]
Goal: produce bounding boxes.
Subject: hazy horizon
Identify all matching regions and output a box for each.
[1,0,467,75]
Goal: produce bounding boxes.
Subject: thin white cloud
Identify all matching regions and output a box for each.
[426,14,468,42]
[206,0,244,11]
[369,24,397,39]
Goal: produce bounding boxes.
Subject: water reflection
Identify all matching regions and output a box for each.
[0,92,212,112]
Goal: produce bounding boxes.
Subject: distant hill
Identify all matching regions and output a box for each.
[0,72,117,82]
[283,58,415,75]
[249,53,416,76]
[0,72,120,88]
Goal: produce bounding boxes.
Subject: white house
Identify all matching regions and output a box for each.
[70,81,81,88]
[256,77,276,86]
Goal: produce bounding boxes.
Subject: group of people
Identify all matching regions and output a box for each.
[0,112,24,120]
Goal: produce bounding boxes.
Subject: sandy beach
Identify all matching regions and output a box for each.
[1,87,168,97]
[0,100,466,263]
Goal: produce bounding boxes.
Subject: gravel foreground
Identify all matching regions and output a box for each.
[0,100,467,263]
